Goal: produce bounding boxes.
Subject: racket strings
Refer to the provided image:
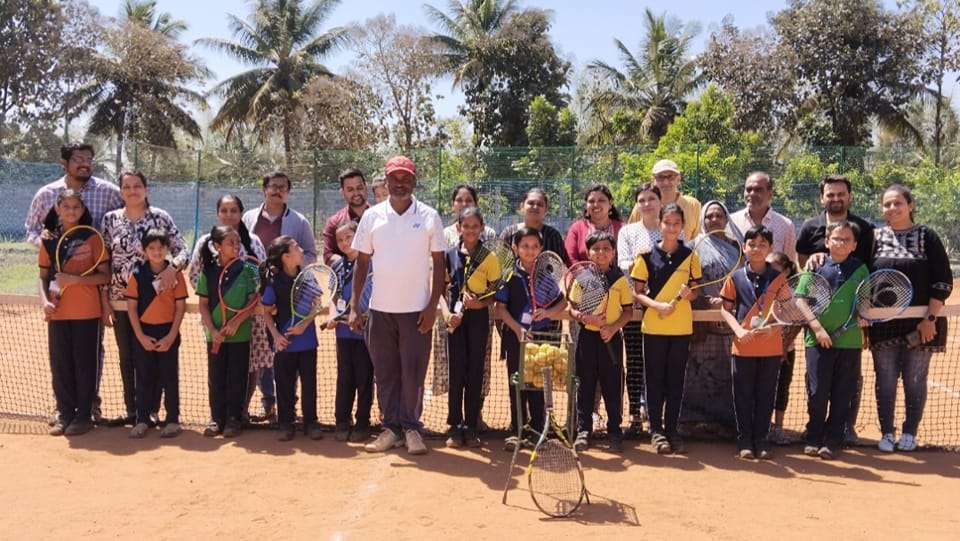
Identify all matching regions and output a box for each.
[532,253,565,306]
[567,266,608,314]
[772,273,833,325]
[857,270,913,319]
[528,439,584,516]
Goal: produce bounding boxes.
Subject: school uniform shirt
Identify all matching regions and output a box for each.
[196,261,258,344]
[124,262,188,324]
[101,206,188,301]
[332,257,365,340]
[805,256,868,349]
[39,230,107,321]
[578,267,633,332]
[352,197,445,313]
[261,270,319,352]
[493,264,561,332]
[630,244,701,336]
[720,263,786,357]
[445,242,502,312]
[796,211,875,265]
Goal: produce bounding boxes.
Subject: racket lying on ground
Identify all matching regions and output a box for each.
[829,269,913,339]
[564,261,617,360]
[289,263,339,330]
[527,365,588,518]
[752,272,833,331]
[212,256,261,354]
[51,225,107,300]
[667,229,742,308]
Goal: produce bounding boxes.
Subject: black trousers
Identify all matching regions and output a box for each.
[732,355,781,450]
[643,334,690,436]
[774,348,796,412]
[274,348,318,426]
[622,320,646,416]
[576,328,624,435]
[49,319,100,424]
[335,338,374,428]
[805,346,861,449]
[114,311,160,416]
[133,322,180,424]
[207,341,249,425]
[446,308,489,429]
[503,329,544,434]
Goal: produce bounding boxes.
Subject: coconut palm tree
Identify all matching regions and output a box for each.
[586,9,702,145]
[423,0,519,88]
[197,0,351,170]
[121,0,187,38]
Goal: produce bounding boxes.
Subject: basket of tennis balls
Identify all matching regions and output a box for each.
[519,332,570,390]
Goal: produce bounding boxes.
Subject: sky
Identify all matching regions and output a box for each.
[85,0,781,118]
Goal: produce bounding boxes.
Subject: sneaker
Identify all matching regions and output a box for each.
[64,420,92,436]
[129,423,149,439]
[574,431,589,452]
[160,422,181,439]
[896,433,917,452]
[365,429,404,453]
[251,404,277,424]
[203,421,221,437]
[334,425,351,442]
[668,435,687,454]
[757,447,773,460]
[148,412,161,428]
[504,435,522,452]
[652,432,672,454]
[843,426,859,446]
[818,446,835,460]
[49,419,67,436]
[445,427,465,449]
[405,429,428,455]
[91,405,103,425]
[464,429,482,448]
[803,445,820,457]
[348,425,371,443]
[306,424,324,440]
[222,419,242,438]
[738,448,755,459]
[278,425,295,441]
[608,434,624,453]
[878,433,896,453]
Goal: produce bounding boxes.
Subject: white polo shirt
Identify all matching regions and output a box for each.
[352,197,445,313]
[730,207,797,260]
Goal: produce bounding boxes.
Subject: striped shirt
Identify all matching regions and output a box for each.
[102,207,188,301]
[25,176,123,245]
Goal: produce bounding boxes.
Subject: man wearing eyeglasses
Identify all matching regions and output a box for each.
[242,171,318,423]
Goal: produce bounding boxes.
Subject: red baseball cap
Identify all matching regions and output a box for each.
[384,155,416,177]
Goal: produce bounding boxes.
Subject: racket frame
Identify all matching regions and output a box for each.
[52,225,107,299]
[829,269,913,339]
[212,255,261,354]
[290,262,339,326]
[669,229,742,306]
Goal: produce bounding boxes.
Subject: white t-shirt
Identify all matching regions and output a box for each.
[352,197,445,313]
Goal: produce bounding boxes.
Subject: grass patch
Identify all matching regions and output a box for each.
[0,241,39,295]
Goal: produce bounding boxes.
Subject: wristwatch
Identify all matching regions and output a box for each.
[926,314,936,322]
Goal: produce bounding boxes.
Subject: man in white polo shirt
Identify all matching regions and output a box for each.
[349,155,446,455]
[729,171,797,260]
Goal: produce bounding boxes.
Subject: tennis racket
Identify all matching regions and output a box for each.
[51,225,107,300]
[212,255,261,354]
[829,269,913,339]
[753,272,832,330]
[331,270,373,323]
[527,365,587,518]
[668,229,742,307]
[474,238,516,300]
[564,261,617,360]
[530,250,566,316]
[289,263,339,328]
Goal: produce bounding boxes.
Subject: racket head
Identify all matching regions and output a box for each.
[55,225,106,276]
[857,269,913,321]
[564,261,608,314]
[218,256,262,314]
[527,438,586,518]
[475,238,515,299]
[531,251,566,309]
[772,271,832,325]
[691,229,742,291]
[291,263,339,320]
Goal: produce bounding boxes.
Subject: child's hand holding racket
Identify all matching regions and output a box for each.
[446,311,463,333]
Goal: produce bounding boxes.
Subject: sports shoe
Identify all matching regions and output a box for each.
[278,424,295,441]
[64,420,92,436]
[843,426,859,446]
[160,422,181,439]
[203,421,221,437]
[365,429,404,453]
[758,448,773,460]
[818,446,835,460]
[652,432,672,454]
[348,425,371,443]
[464,429,482,448]
[574,431,589,452]
[306,424,324,440]
[49,420,67,436]
[251,404,277,424]
[334,425,351,442]
[803,445,820,457]
[129,423,149,439]
[668,435,687,454]
[445,427,465,449]
[896,433,917,452]
[738,448,755,459]
[222,419,242,438]
[405,429,428,455]
[878,433,896,453]
[608,434,624,453]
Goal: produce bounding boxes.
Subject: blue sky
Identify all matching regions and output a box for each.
[87,0,780,118]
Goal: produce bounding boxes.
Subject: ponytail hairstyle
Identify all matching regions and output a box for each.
[200,225,236,269]
[259,235,297,293]
[217,194,255,255]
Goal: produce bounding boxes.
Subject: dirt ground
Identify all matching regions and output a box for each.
[1,429,958,540]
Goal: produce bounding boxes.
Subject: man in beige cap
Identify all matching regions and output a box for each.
[651,159,702,239]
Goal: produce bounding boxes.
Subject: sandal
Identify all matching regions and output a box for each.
[160,422,181,439]
[651,432,672,454]
[129,422,149,439]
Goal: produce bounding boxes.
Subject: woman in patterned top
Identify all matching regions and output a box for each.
[870,184,953,453]
[101,171,188,427]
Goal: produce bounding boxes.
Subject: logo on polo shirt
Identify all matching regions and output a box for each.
[413,223,422,229]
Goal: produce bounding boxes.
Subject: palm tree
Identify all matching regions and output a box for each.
[423,0,519,88]
[121,0,187,38]
[587,9,702,145]
[197,0,351,170]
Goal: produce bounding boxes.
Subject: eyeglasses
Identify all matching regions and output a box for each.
[69,156,93,164]
[266,184,289,193]
[829,237,854,244]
